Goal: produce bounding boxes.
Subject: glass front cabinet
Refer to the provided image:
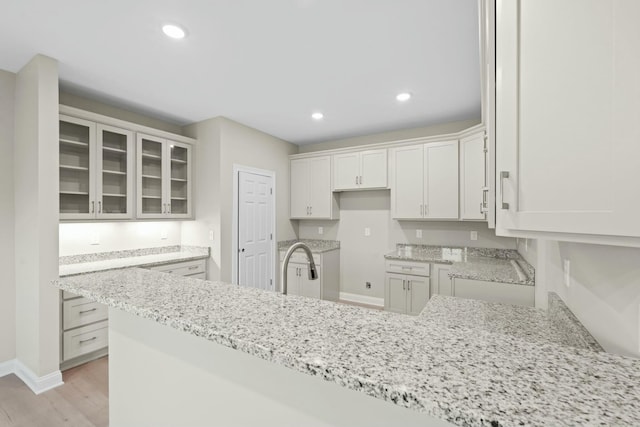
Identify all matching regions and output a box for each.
[59,115,134,220]
[136,133,192,219]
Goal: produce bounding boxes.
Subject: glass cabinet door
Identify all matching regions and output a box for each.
[59,116,96,219]
[137,135,165,217]
[169,142,191,216]
[97,125,133,219]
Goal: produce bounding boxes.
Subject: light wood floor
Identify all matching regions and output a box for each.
[0,357,108,427]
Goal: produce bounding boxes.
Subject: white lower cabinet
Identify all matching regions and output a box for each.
[430,264,453,297]
[384,260,430,315]
[60,258,208,370]
[279,249,340,301]
[452,278,534,307]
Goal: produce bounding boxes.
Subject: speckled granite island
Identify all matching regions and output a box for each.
[54,269,640,426]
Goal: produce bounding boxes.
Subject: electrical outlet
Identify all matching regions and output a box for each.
[318,227,324,235]
[470,231,478,241]
[90,232,100,245]
[365,282,371,289]
[364,227,371,237]
[416,229,423,238]
[563,259,571,288]
[160,228,168,240]
[209,230,214,241]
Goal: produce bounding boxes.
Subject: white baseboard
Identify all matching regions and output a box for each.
[339,292,384,308]
[12,359,64,395]
[0,359,15,378]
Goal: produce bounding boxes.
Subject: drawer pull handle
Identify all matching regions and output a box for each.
[79,308,97,314]
[188,265,199,270]
[79,336,97,344]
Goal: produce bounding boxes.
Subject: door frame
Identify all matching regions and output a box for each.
[231,164,277,288]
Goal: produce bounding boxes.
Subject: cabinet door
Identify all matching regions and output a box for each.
[137,134,166,218]
[299,264,321,299]
[460,132,486,220]
[167,141,192,218]
[384,273,407,314]
[286,264,301,296]
[308,156,331,218]
[431,264,452,297]
[290,159,309,218]
[496,0,640,239]
[424,141,459,219]
[407,276,430,315]
[96,124,134,219]
[333,153,359,191]
[391,145,423,219]
[59,115,96,220]
[360,149,387,189]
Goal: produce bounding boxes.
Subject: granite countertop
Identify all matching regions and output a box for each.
[278,239,340,253]
[385,244,534,286]
[54,270,640,426]
[59,245,210,277]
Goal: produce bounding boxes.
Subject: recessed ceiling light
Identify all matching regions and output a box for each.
[396,92,412,102]
[162,24,186,39]
[311,112,324,120]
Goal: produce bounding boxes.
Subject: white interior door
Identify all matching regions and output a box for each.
[238,171,273,290]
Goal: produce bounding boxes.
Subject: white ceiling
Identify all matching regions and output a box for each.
[0,0,481,145]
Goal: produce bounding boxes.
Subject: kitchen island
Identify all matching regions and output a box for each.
[54,269,640,426]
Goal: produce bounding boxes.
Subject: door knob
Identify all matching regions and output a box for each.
[241,248,245,252]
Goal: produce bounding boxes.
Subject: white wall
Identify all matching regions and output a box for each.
[59,222,183,256]
[298,119,480,153]
[14,55,60,377]
[298,191,515,299]
[218,118,298,283]
[541,241,640,358]
[181,118,222,280]
[59,91,184,135]
[0,69,16,363]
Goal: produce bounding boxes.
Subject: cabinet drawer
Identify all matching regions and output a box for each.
[279,251,320,265]
[63,320,109,361]
[150,259,206,276]
[63,297,108,330]
[385,259,430,277]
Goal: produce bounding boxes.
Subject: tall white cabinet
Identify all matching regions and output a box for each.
[59,115,134,220]
[290,156,339,219]
[136,134,192,219]
[496,0,640,244]
[391,140,459,220]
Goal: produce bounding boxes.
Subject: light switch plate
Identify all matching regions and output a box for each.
[318,227,324,235]
[470,231,478,241]
[563,259,571,288]
[90,232,100,245]
[416,229,423,238]
[364,227,371,237]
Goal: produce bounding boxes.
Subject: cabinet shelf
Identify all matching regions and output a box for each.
[142,174,161,180]
[60,138,89,147]
[171,197,187,201]
[142,195,162,199]
[103,169,126,176]
[142,153,162,160]
[103,146,127,154]
[171,178,188,182]
[60,164,89,172]
[60,191,90,196]
[171,158,187,164]
[103,193,127,198]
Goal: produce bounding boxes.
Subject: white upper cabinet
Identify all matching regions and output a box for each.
[496,0,640,243]
[460,131,487,221]
[333,149,387,191]
[290,156,338,219]
[136,134,192,219]
[391,141,459,220]
[59,115,134,220]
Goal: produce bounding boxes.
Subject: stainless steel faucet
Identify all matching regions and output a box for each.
[281,242,318,294]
